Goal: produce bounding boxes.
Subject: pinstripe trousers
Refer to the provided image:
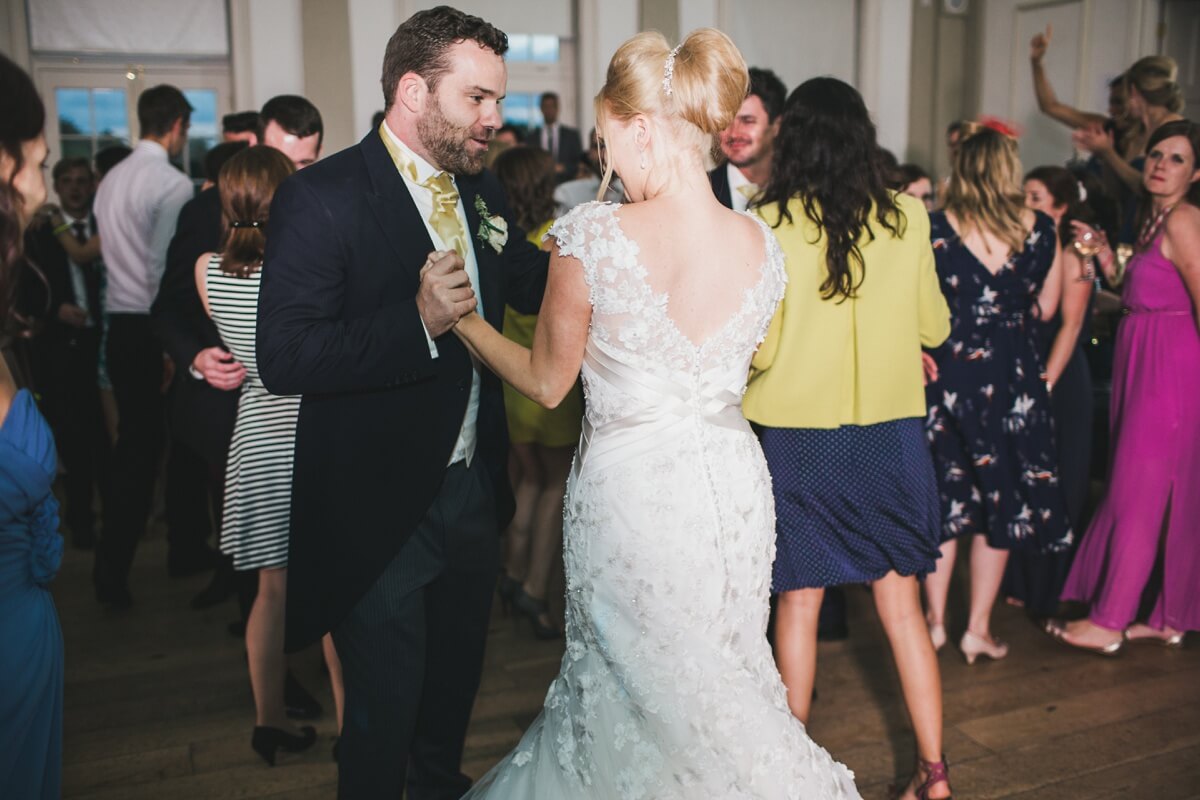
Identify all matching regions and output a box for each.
[332,461,500,799]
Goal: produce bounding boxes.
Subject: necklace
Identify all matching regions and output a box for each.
[1137,203,1176,251]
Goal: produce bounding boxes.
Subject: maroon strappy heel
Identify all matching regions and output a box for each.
[912,756,952,800]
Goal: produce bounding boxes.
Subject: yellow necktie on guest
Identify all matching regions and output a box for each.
[737,183,760,203]
[379,122,468,257]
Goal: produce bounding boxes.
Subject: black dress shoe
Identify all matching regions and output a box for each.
[251,725,317,766]
[190,561,235,610]
[285,671,322,720]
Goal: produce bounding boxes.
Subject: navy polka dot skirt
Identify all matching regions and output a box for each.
[760,418,942,592]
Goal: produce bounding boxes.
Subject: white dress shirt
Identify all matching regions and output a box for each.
[726,163,757,214]
[382,122,482,467]
[94,139,194,314]
[61,210,96,327]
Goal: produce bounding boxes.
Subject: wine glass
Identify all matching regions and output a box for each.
[1072,229,1100,281]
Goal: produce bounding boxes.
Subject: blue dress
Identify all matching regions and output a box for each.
[0,389,64,799]
[924,211,1073,553]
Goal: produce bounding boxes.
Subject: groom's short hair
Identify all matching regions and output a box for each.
[381,6,509,111]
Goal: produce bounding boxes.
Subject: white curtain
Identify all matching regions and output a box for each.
[28,0,229,56]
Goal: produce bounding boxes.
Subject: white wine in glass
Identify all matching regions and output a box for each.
[1073,230,1101,258]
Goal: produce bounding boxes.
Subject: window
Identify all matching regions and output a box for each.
[502,92,540,129]
[55,87,130,162]
[507,34,560,63]
[183,89,219,179]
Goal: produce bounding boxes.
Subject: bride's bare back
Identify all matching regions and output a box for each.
[614,200,769,347]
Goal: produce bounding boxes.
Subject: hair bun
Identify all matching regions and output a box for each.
[668,28,749,135]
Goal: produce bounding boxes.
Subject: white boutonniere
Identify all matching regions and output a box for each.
[474,196,508,253]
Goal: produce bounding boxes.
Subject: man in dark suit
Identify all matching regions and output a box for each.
[525,91,583,183]
[152,96,326,716]
[24,158,110,549]
[152,96,323,600]
[257,8,548,798]
[708,67,786,213]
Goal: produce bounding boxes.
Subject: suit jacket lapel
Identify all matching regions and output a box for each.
[360,131,435,280]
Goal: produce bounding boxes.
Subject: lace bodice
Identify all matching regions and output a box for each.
[548,201,785,430]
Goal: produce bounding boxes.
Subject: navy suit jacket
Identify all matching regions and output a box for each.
[257,130,548,650]
[152,187,239,466]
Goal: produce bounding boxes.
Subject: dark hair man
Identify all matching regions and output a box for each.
[709,67,786,212]
[221,110,261,143]
[524,90,583,182]
[149,93,324,649]
[24,157,111,550]
[91,84,193,607]
[256,7,549,796]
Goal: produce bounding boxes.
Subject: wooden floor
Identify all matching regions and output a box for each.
[58,531,1200,799]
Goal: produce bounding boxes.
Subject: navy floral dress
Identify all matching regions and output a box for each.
[924,211,1073,552]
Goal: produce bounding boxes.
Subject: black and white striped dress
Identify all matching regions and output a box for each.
[207,255,299,571]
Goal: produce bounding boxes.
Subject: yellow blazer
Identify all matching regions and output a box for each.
[744,193,950,429]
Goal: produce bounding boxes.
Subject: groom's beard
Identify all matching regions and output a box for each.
[419,95,492,176]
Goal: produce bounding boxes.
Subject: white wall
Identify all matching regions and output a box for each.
[230,0,305,111]
[978,0,1160,170]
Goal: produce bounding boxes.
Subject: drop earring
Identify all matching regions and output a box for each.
[639,150,647,170]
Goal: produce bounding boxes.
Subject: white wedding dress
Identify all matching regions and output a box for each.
[466,202,860,799]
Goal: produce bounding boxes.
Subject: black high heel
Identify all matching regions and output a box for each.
[513,587,562,640]
[251,725,317,766]
[497,574,521,615]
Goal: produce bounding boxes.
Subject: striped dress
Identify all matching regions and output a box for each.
[206,255,298,571]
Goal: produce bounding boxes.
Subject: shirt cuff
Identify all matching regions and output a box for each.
[189,364,205,380]
[420,315,439,359]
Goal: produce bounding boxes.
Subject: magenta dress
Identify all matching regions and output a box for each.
[1061,230,1200,632]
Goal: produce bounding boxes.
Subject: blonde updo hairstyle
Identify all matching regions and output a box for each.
[1125,56,1185,114]
[595,29,748,198]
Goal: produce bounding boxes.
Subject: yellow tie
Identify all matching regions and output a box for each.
[379,122,467,257]
[422,171,467,257]
[736,183,759,203]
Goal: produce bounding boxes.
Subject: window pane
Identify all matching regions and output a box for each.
[531,35,559,63]
[93,88,130,140]
[502,93,536,127]
[184,89,219,139]
[61,138,94,161]
[56,88,91,135]
[508,33,531,62]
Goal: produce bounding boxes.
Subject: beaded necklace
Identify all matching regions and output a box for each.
[1136,203,1176,251]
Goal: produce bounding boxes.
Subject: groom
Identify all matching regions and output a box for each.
[257,7,548,798]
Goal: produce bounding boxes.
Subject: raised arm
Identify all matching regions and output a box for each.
[452,243,590,409]
[1030,25,1108,131]
[1074,125,1144,193]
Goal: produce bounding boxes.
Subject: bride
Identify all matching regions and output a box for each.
[451,29,860,799]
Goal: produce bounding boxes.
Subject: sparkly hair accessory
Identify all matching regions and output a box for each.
[230,220,264,229]
[662,44,681,96]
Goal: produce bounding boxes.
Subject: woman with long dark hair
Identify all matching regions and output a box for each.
[1001,165,1098,618]
[1056,120,1200,652]
[0,52,64,799]
[746,77,953,800]
[492,146,583,639]
[922,127,1069,665]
